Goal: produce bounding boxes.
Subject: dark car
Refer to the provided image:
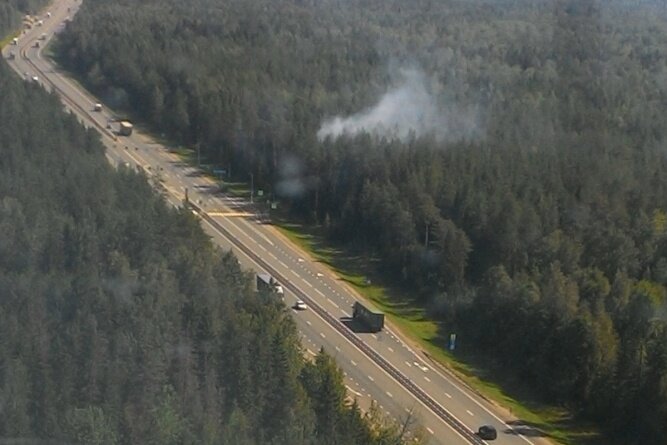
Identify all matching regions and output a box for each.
[478,425,497,440]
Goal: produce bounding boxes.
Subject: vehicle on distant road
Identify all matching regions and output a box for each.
[118,121,133,136]
[11,37,18,45]
[352,301,385,332]
[257,273,284,295]
[94,103,103,112]
[293,300,308,310]
[477,425,497,441]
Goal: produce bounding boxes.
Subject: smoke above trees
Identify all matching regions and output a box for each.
[317,68,484,143]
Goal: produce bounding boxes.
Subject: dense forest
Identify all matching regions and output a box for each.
[0,6,421,444]
[54,0,667,442]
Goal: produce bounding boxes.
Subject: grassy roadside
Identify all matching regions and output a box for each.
[0,32,18,48]
[274,220,604,445]
[0,35,13,47]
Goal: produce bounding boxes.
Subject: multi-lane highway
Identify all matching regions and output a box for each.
[2,3,553,444]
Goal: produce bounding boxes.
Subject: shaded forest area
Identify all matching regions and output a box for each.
[54,0,667,442]
[0,5,420,445]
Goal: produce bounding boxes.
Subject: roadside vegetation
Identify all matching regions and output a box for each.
[0,5,421,445]
[0,1,47,33]
[53,0,667,443]
[275,221,597,445]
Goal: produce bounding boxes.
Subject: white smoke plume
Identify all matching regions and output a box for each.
[317,68,483,143]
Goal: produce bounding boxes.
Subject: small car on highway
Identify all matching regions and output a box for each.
[293,300,307,311]
[477,425,497,440]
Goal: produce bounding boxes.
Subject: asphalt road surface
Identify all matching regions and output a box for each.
[2,3,553,445]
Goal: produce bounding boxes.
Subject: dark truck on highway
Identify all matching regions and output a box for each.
[352,301,385,332]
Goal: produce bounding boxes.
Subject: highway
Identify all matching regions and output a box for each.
[2,3,552,445]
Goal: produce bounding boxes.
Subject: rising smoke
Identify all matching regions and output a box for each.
[317,68,483,143]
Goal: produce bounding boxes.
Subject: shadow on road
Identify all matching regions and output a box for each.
[503,420,547,438]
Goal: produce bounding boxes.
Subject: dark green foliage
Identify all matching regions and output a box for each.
[0,28,414,445]
[52,0,667,440]
[0,0,49,36]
